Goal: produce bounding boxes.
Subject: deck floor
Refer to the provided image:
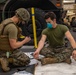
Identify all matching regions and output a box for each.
[35,57,76,75]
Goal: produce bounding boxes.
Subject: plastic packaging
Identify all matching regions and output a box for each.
[12,71,33,75]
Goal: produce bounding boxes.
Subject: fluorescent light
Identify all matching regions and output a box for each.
[63,0,75,3]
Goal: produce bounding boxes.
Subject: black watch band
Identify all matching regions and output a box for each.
[73,48,76,50]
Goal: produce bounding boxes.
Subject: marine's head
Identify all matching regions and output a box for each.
[15,8,30,22]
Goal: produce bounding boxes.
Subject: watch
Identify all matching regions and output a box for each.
[73,48,76,50]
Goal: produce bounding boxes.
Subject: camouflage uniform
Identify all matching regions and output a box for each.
[40,46,72,62]
[0,50,30,66]
[11,50,30,66]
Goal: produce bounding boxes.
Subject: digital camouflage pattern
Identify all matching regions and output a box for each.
[11,50,30,66]
[15,8,30,22]
[40,46,73,63]
[0,50,30,71]
[0,50,30,66]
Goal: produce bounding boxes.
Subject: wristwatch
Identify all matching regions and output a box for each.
[73,48,76,50]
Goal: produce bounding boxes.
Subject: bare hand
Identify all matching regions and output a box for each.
[33,50,39,59]
[24,37,31,43]
[72,50,76,60]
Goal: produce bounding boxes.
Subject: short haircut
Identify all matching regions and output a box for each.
[44,12,56,20]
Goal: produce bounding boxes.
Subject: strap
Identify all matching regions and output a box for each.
[73,48,76,50]
[1,22,14,35]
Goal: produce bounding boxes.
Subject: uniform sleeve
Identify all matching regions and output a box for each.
[7,24,18,39]
[42,28,48,36]
[61,25,69,34]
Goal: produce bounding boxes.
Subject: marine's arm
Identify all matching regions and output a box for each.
[7,24,31,49]
[9,37,31,49]
[33,34,47,59]
[65,30,76,48]
[37,35,47,52]
[65,30,76,59]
